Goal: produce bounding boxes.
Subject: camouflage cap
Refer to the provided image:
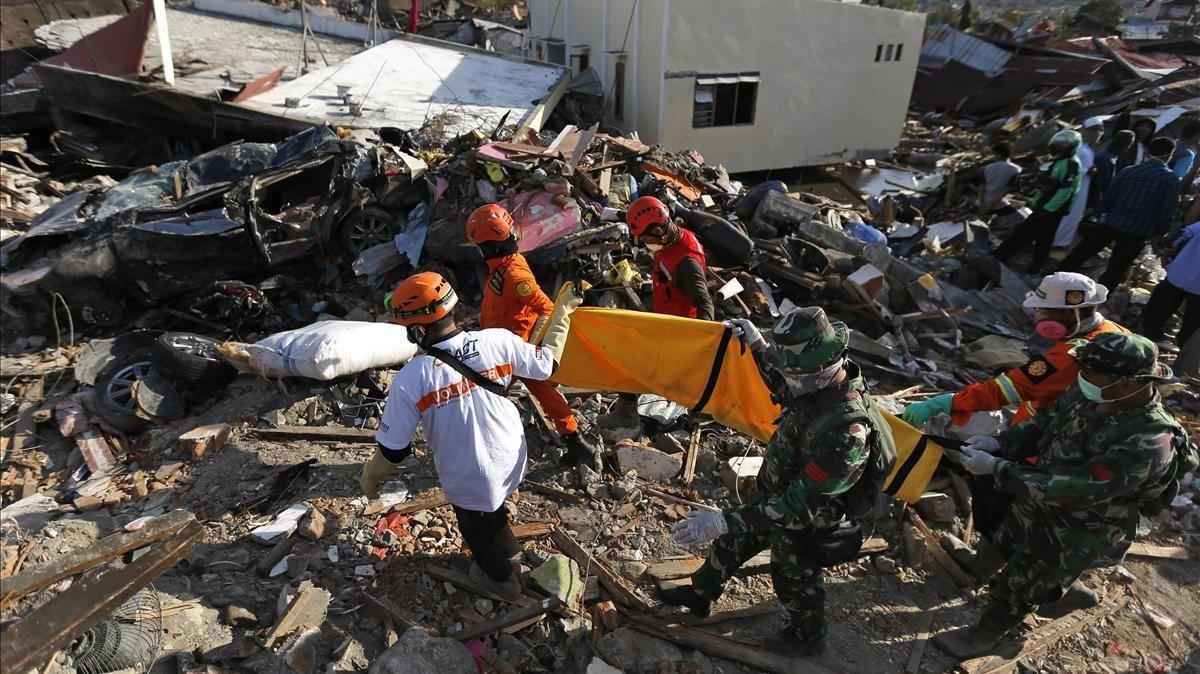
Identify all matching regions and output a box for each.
[1069,332,1172,380]
[768,306,850,371]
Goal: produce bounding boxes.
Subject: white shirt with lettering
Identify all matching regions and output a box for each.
[376,329,555,512]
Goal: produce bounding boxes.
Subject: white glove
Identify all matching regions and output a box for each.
[670,510,729,547]
[723,319,767,351]
[963,436,1001,454]
[959,447,998,476]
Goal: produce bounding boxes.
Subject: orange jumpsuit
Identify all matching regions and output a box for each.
[950,317,1129,427]
[481,253,578,434]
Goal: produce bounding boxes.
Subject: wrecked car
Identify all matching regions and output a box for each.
[0,126,429,327]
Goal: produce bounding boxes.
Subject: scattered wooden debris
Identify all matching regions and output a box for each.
[958,596,1128,674]
[450,598,563,641]
[264,580,331,648]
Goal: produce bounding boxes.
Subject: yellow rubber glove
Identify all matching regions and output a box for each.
[540,281,585,363]
[359,449,395,499]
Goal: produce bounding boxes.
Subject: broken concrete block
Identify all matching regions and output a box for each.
[281,626,321,674]
[916,491,956,523]
[370,628,476,674]
[529,554,583,605]
[616,443,682,482]
[223,604,258,627]
[595,600,619,630]
[178,423,232,461]
[597,627,684,672]
[720,456,763,498]
[298,508,327,541]
[76,430,115,472]
[264,580,331,648]
[72,495,104,513]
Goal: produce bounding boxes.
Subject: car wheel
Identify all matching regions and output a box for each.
[94,352,153,432]
[73,291,128,328]
[151,332,238,390]
[338,206,398,256]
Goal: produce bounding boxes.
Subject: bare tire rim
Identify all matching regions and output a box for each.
[106,361,151,411]
[348,213,391,252]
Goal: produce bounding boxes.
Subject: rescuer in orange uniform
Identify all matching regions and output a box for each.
[467,204,600,468]
[901,272,1128,429]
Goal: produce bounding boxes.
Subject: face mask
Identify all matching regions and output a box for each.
[1036,320,1069,340]
[785,358,845,397]
[644,242,664,253]
[1077,372,1146,403]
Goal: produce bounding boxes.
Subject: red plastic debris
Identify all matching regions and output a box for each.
[369,512,411,559]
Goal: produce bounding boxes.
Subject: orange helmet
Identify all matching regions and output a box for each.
[466,204,515,244]
[385,272,458,326]
[626,196,671,237]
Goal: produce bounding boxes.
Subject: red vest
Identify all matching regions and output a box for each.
[652,229,707,318]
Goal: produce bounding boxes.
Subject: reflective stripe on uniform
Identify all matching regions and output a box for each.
[996,373,1022,405]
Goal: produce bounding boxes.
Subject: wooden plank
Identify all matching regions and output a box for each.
[526,480,585,504]
[642,486,720,512]
[0,510,195,611]
[390,489,448,516]
[681,424,701,486]
[908,511,972,587]
[361,590,422,633]
[623,612,844,674]
[511,522,555,540]
[449,597,562,641]
[904,610,937,674]
[598,168,612,196]
[1127,542,1190,560]
[0,519,203,674]
[425,566,534,608]
[959,596,1127,674]
[692,603,780,626]
[562,123,598,176]
[250,426,376,443]
[550,528,651,613]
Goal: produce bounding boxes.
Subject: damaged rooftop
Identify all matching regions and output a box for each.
[0,1,1199,674]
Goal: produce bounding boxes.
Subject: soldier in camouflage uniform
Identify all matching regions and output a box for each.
[934,332,1197,659]
[661,307,896,656]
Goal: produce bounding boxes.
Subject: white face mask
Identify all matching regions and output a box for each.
[644,242,664,253]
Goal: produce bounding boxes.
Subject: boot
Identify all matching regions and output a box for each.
[469,562,522,601]
[561,432,600,469]
[947,538,1005,582]
[1036,582,1099,619]
[658,584,712,618]
[760,627,826,658]
[933,603,1027,659]
[596,398,641,434]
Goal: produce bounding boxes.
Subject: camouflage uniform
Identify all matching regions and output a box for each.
[686,309,895,641]
[983,333,1194,621]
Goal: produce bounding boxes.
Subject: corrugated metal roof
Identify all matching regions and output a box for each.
[921,23,1012,77]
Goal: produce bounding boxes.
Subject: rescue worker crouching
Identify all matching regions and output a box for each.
[359,271,582,600]
[596,195,717,431]
[467,203,600,468]
[933,333,1196,658]
[901,272,1129,578]
[661,308,896,658]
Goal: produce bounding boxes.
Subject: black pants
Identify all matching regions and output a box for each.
[454,504,520,581]
[993,209,1064,272]
[1058,225,1148,290]
[1140,278,1200,345]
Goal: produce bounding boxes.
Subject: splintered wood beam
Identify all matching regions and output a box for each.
[449,597,563,641]
[250,426,376,442]
[550,528,651,613]
[959,596,1128,674]
[0,519,203,673]
[0,509,195,611]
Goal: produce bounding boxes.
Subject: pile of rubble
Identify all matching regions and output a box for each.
[2,91,1199,674]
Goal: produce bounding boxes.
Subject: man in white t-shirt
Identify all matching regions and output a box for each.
[979,141,1021,214]
[360,271,580,599]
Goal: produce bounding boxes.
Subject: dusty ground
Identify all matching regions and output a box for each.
[10,370,1194,674]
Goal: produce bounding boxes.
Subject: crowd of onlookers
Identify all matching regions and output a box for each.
[977,115,1200,356]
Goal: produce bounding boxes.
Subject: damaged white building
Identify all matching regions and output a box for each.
[525,0,925,172]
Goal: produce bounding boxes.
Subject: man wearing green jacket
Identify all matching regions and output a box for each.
[993,130,1083,273]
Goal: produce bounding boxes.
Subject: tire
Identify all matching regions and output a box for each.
[151,332,238,389]
[93,351,153,433]
[338,206,399,256]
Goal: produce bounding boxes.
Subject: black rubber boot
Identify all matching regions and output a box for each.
[760,627,826,658]
[658,584,712,618]
[562,432,600,469]
[1036,581,1099,619]
[944,538,1005,582]
[933,602,1027,659]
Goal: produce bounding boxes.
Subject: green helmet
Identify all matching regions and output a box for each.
[766,306,850,371]
[1050,129,1082,154]
[1069,332,1172,381]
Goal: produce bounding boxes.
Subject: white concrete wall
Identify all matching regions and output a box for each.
[659,0,924,172]
[528,0,923,172]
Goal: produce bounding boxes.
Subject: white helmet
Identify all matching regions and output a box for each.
[1022,272,1108,309]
